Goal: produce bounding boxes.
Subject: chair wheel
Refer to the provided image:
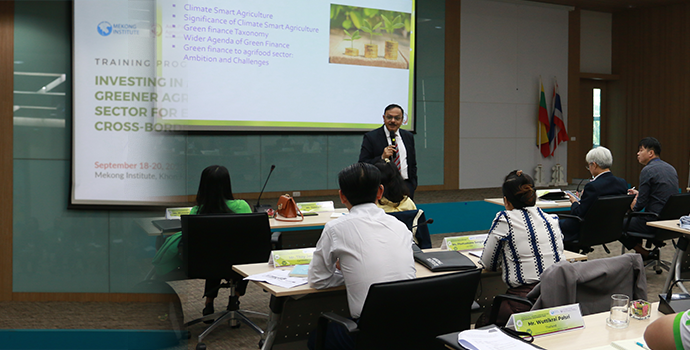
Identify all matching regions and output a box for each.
[196,343,207,350]
[258,339,265,348]
[656,269,663,275]
[230,323,241,329]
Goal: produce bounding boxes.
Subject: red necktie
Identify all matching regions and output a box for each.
[393,135,401,171]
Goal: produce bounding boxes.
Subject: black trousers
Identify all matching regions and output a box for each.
[619,216,655,250]
[203,270,248,299]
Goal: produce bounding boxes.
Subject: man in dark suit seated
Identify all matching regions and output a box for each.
[358,104,417,199]
[560,146,628,243]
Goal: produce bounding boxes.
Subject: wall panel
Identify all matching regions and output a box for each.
[611,3,690,188]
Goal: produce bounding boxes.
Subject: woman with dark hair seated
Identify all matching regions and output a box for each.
[373,159,416,212]
[475,170,565,327]
[192,165,253,318]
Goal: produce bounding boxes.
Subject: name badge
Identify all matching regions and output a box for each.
[269,248,316,267]
[441,234,487,251]
[506,303,584,336]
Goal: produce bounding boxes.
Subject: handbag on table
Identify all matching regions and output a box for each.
[274,194,304,222]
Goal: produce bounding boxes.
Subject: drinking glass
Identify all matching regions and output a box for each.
[606,294,630,328]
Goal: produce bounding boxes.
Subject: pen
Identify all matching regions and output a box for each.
[636,342,651,350]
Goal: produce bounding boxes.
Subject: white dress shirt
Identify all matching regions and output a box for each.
[383,127,409,180]
[308,203,416,318]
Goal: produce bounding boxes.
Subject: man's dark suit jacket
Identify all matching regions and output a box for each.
[358,126,417,189]
[570,171,628,218]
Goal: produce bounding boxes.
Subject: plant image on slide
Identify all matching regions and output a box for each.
[328,4,411,69]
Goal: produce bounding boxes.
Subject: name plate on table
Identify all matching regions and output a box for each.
[506,303,584,336]
[441,234,488,251]
[296,201,335,213]
[165,207,192,219]
[269,248,316,267]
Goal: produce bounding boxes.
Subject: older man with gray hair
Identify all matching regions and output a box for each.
[559,146,628,245]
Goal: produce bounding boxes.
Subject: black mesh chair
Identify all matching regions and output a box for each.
[181,213,273,350]
[622,193,690,274]
[387,209,433,249]
[557,195,634,254]
[315,269,481,350]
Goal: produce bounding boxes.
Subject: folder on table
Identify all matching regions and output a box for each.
[413,250,476,272]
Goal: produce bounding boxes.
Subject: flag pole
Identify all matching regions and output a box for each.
[538,75,542,149]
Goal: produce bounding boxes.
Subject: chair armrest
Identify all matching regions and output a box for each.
[271,232,281,250]
[489,294,534,326]
[556,213,583,221]
[623,212,659,232]
[315,312,359,350]
[627,211,659,219]
[320,312,359,333]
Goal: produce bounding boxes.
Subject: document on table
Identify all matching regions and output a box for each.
[469,250,483,258]
[458,326,540,350]
[244,269,308,289]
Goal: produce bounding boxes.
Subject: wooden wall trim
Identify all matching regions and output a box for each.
[0,1,14,302]
[12,293,178,303]
[444,0,460,190]
[566,8,580,184]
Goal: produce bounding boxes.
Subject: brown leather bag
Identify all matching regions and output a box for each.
[275,194,303,221]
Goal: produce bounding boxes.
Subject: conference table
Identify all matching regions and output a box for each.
[438,302,662,350]
[484,198,572,210]
[137,208,349,237]
[647,219,690,293]
[233,248,586,350]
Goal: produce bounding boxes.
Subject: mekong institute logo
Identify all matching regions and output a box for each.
[97,21,113,36]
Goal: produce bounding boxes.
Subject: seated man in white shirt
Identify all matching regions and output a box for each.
[307,162,417,350]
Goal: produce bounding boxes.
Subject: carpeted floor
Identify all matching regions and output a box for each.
[0,187,680,350]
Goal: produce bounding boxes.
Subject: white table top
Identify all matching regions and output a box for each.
[484,198,572,209]
[268,208,349,229]
[233,249,586,298]
[532,302,661,350]
[647,219,690,235]
[137,208,349,236]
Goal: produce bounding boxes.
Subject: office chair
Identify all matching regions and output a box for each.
[181,213,273,350]
[486,253,648,326]
[557,195,634,254]
[387,209,433,249]
[315,269,481,350]
[271,228,323,250]
[528,254,647,315]
[622,193,690,274]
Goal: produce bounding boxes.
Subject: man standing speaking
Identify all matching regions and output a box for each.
[359,104,417,199]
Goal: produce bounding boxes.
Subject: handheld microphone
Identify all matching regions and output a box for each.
[390,135,397,155]
[254,165,275,213]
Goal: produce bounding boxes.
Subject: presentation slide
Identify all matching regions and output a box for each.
[72,0,415,205]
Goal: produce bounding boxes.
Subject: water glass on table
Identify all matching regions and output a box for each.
[607,294,630,328]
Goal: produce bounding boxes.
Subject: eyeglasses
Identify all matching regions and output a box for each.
[585,162,594,170]
[385,115,402,121]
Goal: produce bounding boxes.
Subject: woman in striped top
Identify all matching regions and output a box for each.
[476,170,565,326]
